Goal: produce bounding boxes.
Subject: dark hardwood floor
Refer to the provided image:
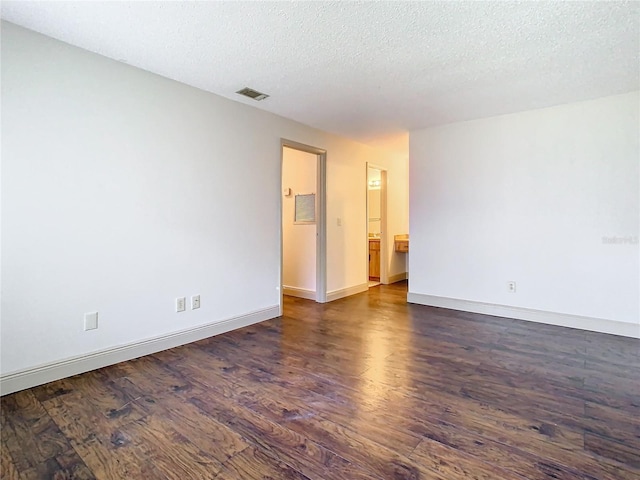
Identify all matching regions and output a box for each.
[2,281,639,479]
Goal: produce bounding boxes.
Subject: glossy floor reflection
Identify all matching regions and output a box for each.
[2,281,639,479]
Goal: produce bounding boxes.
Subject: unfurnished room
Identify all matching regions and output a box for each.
[1,1,639,479]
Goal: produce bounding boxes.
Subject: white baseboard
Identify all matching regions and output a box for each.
[407,293,639,339]
[327,282,369,302]
[283,286,316,300]
[0,305,280,396]
[387,272,408,284]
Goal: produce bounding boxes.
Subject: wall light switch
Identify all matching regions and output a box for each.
[84,312,98,331]
[191,295,200,310]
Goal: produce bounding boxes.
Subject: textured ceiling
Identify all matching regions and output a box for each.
[1,1,638,152]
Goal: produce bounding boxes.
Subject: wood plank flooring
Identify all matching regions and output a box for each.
[2,281,639,479]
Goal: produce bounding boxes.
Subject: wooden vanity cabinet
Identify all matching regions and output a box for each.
[369,238,380,279]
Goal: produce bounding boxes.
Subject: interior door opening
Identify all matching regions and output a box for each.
[367,165,387,287]
[280,140,327,311]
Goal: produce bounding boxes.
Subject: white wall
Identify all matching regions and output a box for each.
[409,91,639,337]
[368,188,381,234]
[282,147,316,293]
[0,22,409,382]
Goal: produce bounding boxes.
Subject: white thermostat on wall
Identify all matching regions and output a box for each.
[283,187,292,196]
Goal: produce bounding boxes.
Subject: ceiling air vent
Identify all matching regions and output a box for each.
[236,87,269,101]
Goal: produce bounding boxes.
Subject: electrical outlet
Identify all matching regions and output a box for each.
[507,281,516,293]
[84,312,98,331]
[176,297,186,312]
[191,295,200,310]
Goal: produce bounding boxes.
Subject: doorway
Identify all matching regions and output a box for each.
[367,165,387,287]
[280,140,327,311]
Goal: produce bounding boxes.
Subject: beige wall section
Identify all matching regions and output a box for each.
[1,22,409,376]
[327,152,409,290]
[384,153,410,281]
[282,147,317,293]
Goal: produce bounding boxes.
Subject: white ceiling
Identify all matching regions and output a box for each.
[2,1,638,153]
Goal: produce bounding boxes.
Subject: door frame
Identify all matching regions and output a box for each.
[280,139,327,312]
[366,163,388,285]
